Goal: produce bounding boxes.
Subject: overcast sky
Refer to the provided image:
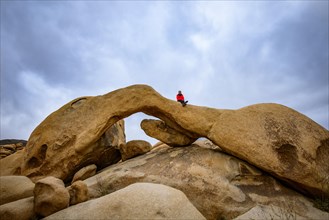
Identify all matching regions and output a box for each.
[1,1,328,144]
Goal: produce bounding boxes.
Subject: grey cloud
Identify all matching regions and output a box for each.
[0,1,327,141]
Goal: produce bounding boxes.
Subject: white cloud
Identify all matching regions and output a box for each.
[190,33,213,53]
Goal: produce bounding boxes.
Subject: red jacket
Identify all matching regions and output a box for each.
[176,94,184,101]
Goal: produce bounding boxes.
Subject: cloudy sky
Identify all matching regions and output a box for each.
[1,1,328,144]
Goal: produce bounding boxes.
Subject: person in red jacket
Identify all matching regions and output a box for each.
[176,90,188,107]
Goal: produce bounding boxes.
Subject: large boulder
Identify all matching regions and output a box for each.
[20,84,328,197]
[34,176,70,217]
[119,140,152,161]
[208,103,329,198]
[0,176,34,205]
[0,197,35,220]
[44,182,206,220]
[71,164,97,183]
[0,150,25,176]
[21,119,125,182]
[141,119,196,146]
[67,180,89,205]
[84,141,328,219]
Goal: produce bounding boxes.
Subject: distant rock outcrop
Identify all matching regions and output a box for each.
[18,84,328,198]
[0,139,27,159]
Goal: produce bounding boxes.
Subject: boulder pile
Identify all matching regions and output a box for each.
[0,139,26,159]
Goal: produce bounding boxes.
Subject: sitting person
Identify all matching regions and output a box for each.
[176,90,188,107]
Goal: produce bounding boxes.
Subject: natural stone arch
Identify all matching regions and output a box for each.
[20,84,329,198]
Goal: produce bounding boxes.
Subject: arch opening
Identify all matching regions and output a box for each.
[124,112,158,146]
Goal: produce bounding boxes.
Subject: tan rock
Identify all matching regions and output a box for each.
[84,141,327,220]
[0,176,34,205]
[0,150,12,159]
[119,140,151,161]
[234,204,329,220]
[0,140,27,159]
[152,141,165,148]
[34,176,70,217]
[21,119,125,183]
[71,164,97,183]
[44,183,206,220]
[208,103,329,197]
[192,138,223,151]
[0,150,24,176]
[1,144,16,152]
[20,85,328,197]
[0,197,35,220]
[141,119,196,146]
[67,180,88,205]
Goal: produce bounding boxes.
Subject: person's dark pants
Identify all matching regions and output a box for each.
[178,100,187,106]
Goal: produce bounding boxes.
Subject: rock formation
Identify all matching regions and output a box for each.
[0,141,328,219]
[141,119,196,146]
[84,141,328,219]
[233,204,328,220]
[71,164,97,183]
[19,84,328,198]
[21,119,125,182]
[0,197,35,220]
[33,177,70,217]
[119,140,152,161]
[0,176,34,205]
[67,180,88,205]
[43,183,206,220]
[0,149,25,176]
[0,139,27,159]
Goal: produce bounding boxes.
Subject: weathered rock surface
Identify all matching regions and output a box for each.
[233,204,329,220]
[44,182,206,220]
[0,150,25,176]
[119,140,152,161]
[20,84,329,197]
[0,140,27,159]
[0,176,34,205]
[33,176,70,217]
[67,180,89,205]
[208,104,329,198]
[84,141,327,219]
[71,164,97,183]
[0,146,15,159]
[21,119,125,182]
[0,197,35,220]
[141,119,196,146]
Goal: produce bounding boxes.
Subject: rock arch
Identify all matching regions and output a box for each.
[21,85,329,197]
